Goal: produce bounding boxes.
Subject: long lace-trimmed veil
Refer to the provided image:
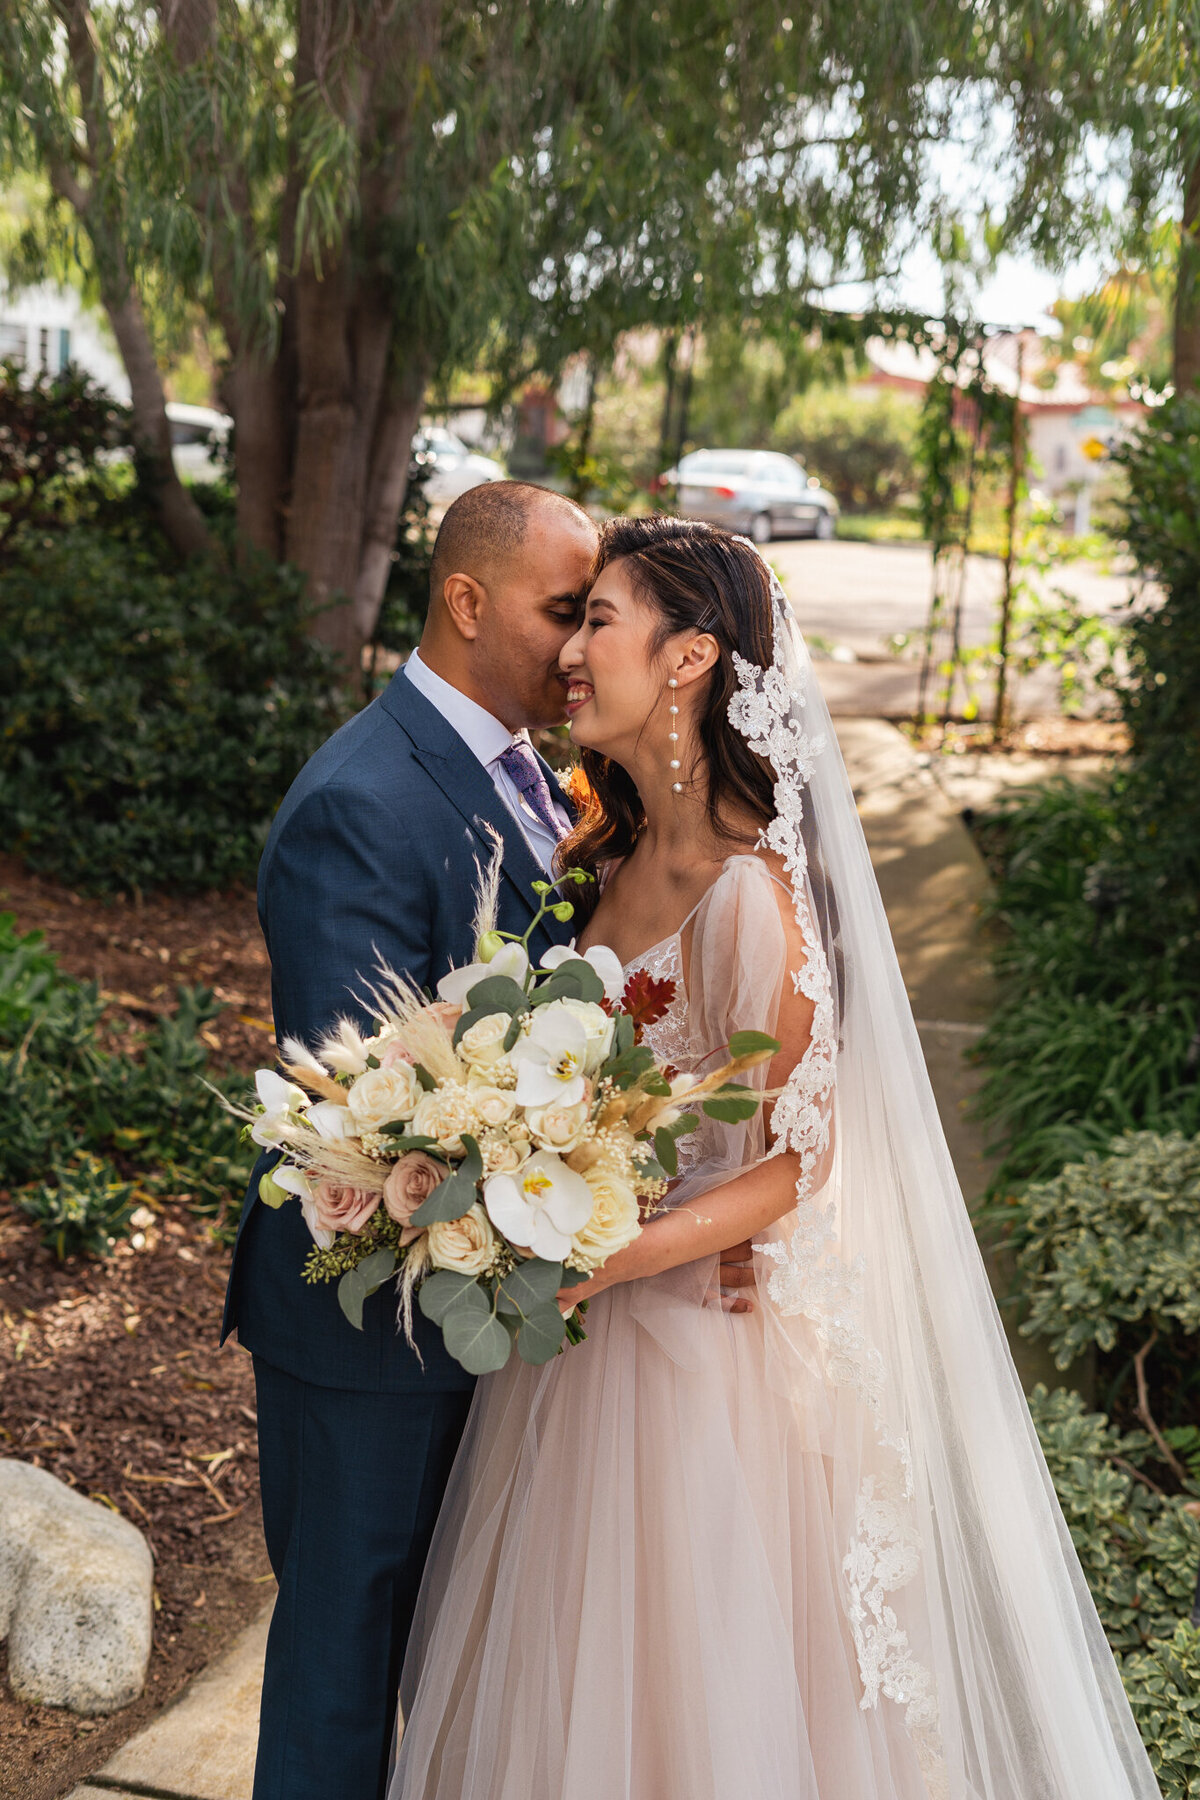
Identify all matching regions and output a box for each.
[729,549,1160,1799]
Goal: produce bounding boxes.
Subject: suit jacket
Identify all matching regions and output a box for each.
[221,668,576,1392]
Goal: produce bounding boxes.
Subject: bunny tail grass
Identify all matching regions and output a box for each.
[471,825,505,949]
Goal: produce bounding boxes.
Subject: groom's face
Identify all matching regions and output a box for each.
[474,511,597,732]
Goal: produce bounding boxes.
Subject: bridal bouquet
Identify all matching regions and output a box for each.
[238,870,778,1375]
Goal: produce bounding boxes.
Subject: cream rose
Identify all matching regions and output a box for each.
[309,1180,381,1236]
[411,1084,477,1155]
[569,1170,641,1271]
[458,1011,514,1071]
[468,1080,519,1128]
[524,1097,590,1153]
[382,1151,444,1242]
[347,1063,421,1132]
[478,1131,531,1176]
[426,1203,499,1277]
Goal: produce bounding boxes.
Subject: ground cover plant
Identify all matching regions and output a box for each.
[0,911,251,1254]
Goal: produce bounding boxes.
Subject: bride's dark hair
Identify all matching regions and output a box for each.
[557,515,777,921]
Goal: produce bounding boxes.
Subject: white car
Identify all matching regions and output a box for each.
[413,425,505,506]
[166,401,231,483]
[670,448,838,542]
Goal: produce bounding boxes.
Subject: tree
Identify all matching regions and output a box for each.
[2,1,1127,671]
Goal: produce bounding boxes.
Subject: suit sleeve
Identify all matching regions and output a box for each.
[259,781,436,1052]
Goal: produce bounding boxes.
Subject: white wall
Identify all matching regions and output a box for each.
[0,282,129,401]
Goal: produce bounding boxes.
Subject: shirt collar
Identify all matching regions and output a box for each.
[403,645,523,772]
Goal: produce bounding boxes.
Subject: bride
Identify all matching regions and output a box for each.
[389,518,1160,1799]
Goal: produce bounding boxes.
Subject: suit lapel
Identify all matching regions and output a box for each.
[380,670,551,928]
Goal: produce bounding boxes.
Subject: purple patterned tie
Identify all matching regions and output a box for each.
[497,740,567,841]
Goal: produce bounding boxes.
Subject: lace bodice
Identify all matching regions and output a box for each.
[621,932,703,1187]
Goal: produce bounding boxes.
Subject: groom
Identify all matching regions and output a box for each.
[222,481,600,1800]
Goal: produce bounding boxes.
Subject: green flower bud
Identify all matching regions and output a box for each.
[477,930,507,962]
[552,902,575,922]
[258,1168,289,1209]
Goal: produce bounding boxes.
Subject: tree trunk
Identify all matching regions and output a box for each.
[1174,152,1200,395]
[353,355,430,646]
[101,274,213,562]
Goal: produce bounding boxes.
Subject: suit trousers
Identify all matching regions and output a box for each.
[251,1357,474,1800]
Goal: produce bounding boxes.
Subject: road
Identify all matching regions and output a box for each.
[768,537,1137,718]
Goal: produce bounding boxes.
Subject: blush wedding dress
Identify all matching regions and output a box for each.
[388,561,1161,1800]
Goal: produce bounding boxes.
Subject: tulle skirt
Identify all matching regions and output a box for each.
[390,1270,934,1800]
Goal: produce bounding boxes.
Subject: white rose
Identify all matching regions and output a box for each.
[412,1084,477,1155]
[458,1011,513,1071]
[569,1170,641,1271]
[554,997,615,1074]
[468,1080,519,1128]
[524,1097,590,1153]
[426,1203,500,1277]
[346,1062,421,1132]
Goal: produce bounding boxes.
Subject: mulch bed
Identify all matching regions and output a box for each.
[0,857,275,1800]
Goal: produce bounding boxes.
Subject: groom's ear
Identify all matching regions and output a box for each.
[440,571,487,642]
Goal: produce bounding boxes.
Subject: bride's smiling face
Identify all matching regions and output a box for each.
[559,557,700,760]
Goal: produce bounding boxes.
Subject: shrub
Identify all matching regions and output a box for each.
[1119,1626,1200,1798]
[0,913,250,1251]
[0,523,347,894]
[0,359,131,548]
[770,384,919,513]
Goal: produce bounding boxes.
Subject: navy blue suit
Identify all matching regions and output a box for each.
[222,669,573,1800]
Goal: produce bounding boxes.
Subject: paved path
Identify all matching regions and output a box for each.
[70,710,1050,1800]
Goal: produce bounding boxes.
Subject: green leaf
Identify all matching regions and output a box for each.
[410,1133,484,1225]
[559,1265,593,1288]
[654,1126,679,1177]
[496,1257,564,1317]
[414,1063,437,1092]
[516,1303,567,1364]
[530,959,605,1006]
[702,1087,762,1123]
[378,1129,441,1149]
[612,1011,635,1058]
[418,1269,486,1325]
[666,1110,700,1139]
[502,1013,524,1052]
[452,1004,500,1047]
[463,973,529,1015]
[728,1030,781,1060]
[336,1247,397,1330]
[443,1305,513,1374]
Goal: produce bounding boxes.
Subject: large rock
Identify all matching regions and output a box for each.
[0,1459,153,1714]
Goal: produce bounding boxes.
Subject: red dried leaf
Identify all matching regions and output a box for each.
[619,968,676,1035]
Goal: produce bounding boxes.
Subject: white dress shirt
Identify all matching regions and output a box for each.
[403,646,569,872]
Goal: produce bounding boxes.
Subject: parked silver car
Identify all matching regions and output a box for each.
[413,425,505,508]
[670,448,838,542]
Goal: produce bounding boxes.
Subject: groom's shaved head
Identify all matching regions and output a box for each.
[420,478,598,734]
[429,480,592,601]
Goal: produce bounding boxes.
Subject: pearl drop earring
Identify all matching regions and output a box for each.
[667,678,682,793]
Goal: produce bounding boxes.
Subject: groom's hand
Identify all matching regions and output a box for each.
[717,1239,756,1314]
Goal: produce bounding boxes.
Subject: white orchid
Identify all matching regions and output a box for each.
[483,1151,594,1260]
[250,1070,309,1147]
[436,940,529,1007]
[539,941,625,1004]
[304,1099,353,1142]
[272,1163,335,1250]
[511,1006,590,1107]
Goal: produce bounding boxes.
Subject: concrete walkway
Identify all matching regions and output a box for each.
[70,713,1037,1800]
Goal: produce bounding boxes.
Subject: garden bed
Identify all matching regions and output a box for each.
[0,859,273,1800]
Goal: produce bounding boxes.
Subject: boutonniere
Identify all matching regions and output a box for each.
[558,764,591,811]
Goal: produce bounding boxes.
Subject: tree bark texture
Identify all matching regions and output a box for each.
[1174,153,1200,396]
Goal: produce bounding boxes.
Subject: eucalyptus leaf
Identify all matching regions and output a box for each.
[463,973,529,1015]
[410,1133,484,1225]
[335,1246,396,1333]
[612,1012,635,1058]
[516,1304,567,1365]
[414,1063,437,1092]
[502,1013,524,1053]
[418,1269,485,1325]
[443,1306,513,1375]
[559,1266,593,1288]
[497,1257,564,1317]
[728,1030,782,1060]
[379,1129,442,1150]
[530,959,605,1007]
[702,1087,761,1123]
[654,1126,679,1177]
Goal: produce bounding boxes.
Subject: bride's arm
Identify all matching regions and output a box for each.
[560,888,824,1305]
